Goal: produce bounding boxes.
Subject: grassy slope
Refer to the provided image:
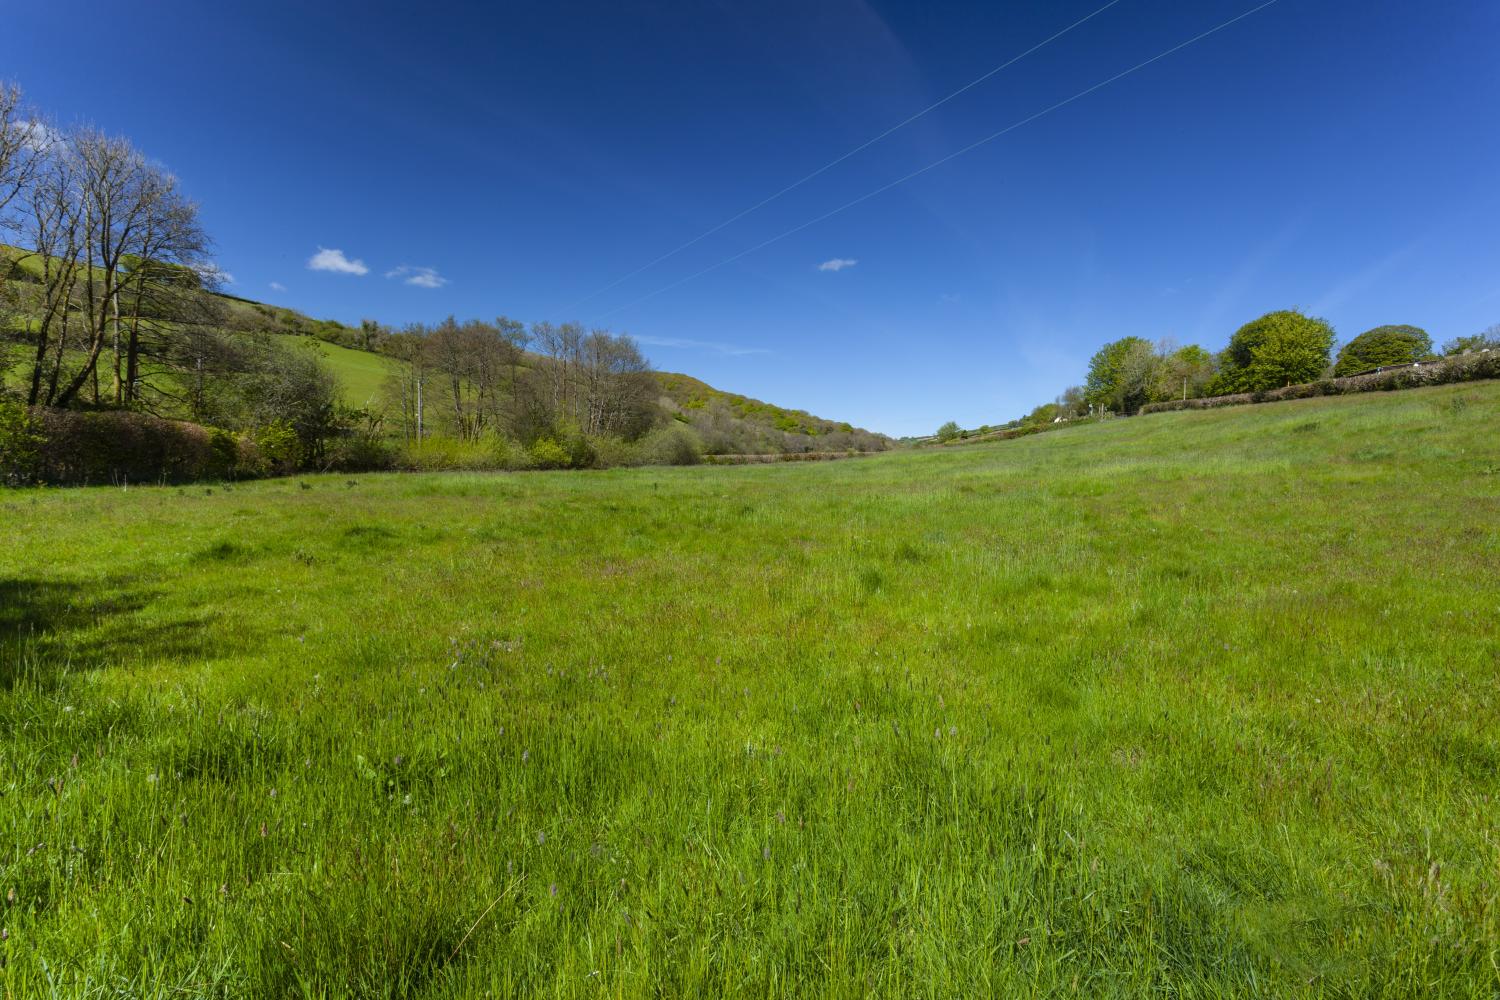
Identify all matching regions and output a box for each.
[3,380,1499,997]
[272,334,403,408]
[656,371,859,437]
[6,246,867,440]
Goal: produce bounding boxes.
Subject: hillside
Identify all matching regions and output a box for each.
[3,381,1497,995]
[2,244,886,452]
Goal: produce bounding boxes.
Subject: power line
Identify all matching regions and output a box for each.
[557,0,1126,315]
[592,0,1279,322]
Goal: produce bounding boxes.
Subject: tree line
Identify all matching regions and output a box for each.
[940,310,1498,437]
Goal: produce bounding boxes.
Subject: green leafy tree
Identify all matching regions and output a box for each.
[1084,337,1152,414]
[1443,325,1499,356]
[935,421,960,442]
[1154,344,1217,401]
[1024,402,1060,425]
[1333,325,1433,376]
[1208,310,1335,394]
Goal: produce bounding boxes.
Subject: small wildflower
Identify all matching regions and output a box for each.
[522,749,530,763]
[762,845,771,861]
[536,831,546,845]
[549,883,558,898]
[147,772,159,784]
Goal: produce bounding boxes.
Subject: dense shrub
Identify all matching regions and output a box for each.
[22,409,258,485]
[1333,325,1433,377]
[1141,350,1500,414]
[396,434,519,472]
[326,431,396,472]
[631,424,703,466]
[0,400,43,485]
[527,437,572,469]
[253,420,304,475]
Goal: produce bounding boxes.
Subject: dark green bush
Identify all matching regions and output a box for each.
[1333,325,1433,377]
[23,409,259,485]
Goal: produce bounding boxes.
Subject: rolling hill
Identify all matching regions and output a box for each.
[2,245,886,451]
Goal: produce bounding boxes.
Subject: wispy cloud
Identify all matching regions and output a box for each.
[817,258,858,272]
[385,265,449,289]
[1309,239,1423,317]
[634,335,771,357]
[269,281,287,292]
[19,120,60,152]
[307,247,369,275]
[194,263,233,285]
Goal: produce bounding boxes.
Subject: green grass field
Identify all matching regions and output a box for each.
[273,335,404,409]
[2,383,1498,997]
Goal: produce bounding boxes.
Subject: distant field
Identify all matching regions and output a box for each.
[2,383,1498,997]
[273,334,403,408]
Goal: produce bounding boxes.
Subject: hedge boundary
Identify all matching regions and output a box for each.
[11,409,261,486]
[1139,351,1500,414]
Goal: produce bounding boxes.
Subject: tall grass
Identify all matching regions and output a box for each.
[1,382,1497,997]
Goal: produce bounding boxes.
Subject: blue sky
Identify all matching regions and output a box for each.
[5,0,1498,436]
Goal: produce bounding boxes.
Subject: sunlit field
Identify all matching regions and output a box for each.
[2,383,1498,998]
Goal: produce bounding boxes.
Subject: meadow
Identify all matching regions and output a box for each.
[1,382,1497,997]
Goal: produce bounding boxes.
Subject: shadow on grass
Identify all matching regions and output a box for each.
[0,576,253,690]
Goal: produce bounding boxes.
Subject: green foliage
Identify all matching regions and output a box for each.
[527,436,572,469]
[255,419,304,473]
[1442,327,1499,356]
[631,424,703,466]
[1154,344,1217,402]
[1209,310,1336,393]
[1333,325,1433,376]
[935,420,961,442]
[1084,336,1152,413]
[398,434,518,472]
[1023,403,1060,425]
[0,400,42,484]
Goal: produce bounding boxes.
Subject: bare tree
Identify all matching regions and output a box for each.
[19,144,85,406]
[115,182,213,404]
[578,329,653,436]
[52,130,160,407]
[0,82,45,221]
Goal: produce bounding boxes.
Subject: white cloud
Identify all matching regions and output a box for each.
[19,120,60,152]
[269,281,287,292]
[385,264,448,289]
[307,247,369,275]
[817,258,858,272]
[634,335,770,357]
[194,263,233,286]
